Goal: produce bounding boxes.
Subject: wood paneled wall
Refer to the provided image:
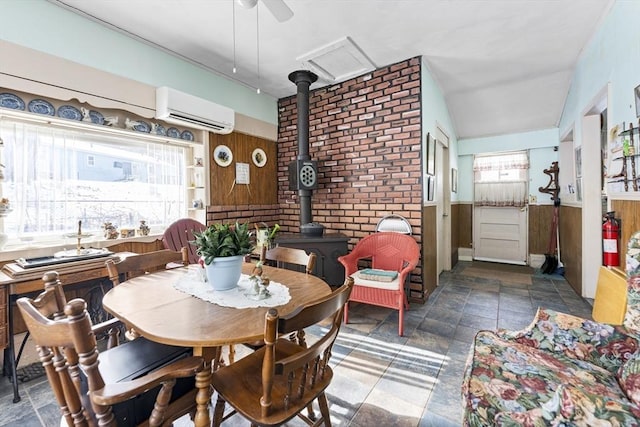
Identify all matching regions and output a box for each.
[611,199,640,269]
[453,203,577,264]
[457,203,473,249]
[422,205,437,299]
[209,132,277,206]
[559,205,582,295]
[450,203,459,266]
[528,205,554,254]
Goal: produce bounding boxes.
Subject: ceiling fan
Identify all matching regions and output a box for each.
[236,0,293,22]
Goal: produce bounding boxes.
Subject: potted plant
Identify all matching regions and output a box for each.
[192,222,254,291]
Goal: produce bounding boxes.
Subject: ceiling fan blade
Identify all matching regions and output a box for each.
[261,0,293,22]
[236,0,258,8]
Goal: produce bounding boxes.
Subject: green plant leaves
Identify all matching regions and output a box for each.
[192,221,254,264]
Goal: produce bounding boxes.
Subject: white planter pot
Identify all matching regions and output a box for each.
[204,255,244,291]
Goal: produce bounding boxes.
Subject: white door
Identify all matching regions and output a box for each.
[435,128,451,277]
[473,206,528,265]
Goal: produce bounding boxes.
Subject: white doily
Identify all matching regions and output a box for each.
[173,270,291,308]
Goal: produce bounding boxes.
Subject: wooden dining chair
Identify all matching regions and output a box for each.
[105,248,189,341]
[17,271,205,427]
[106,247,189,286]
[243,246,317,352]
[264,245,317,275]
[211,277,354,427]
[162,218,206,264]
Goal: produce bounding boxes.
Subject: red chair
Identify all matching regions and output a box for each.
[162,218,205,264]
[338,232,420,336]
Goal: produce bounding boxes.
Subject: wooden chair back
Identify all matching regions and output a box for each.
[15,272,86,426]
[106,247,188,286]
[106,248,188,340]
[211,277,353,426]
[162,218,205,264]
[17,272,203,427]
[264,246,317,275]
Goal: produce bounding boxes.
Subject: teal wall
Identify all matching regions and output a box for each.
[421,59,458,202]
[457,128,559,204]
[560,1,640,135]
[0,0,277,124]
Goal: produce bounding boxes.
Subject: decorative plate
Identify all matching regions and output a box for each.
[28,99,55,116]
[0,93,25,110]
[213,144,233,167]
[133,120,151,133]
[152,123,166,136]
[57,105,82,121]
[89,110,104,125]
[167,127,181,138]
[181,130,195,141]
[252,148,267,167]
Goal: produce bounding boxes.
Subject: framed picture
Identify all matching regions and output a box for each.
[635,84,640,118]
[576,177,582,202]
[426,133,436,175]
[427,175,435,201]
[451,168,458,193]
[575,146,582,178]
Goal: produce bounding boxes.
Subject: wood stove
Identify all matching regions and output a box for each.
[276,233,348,287]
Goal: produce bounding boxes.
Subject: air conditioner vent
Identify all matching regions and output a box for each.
[155,87,234,134]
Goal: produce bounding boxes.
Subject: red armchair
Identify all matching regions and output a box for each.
[338,232,420,336]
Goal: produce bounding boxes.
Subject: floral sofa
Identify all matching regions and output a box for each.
[462,231,640,426]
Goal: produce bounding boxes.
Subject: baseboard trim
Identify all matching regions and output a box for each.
[459,247,473,261]
[530,254,546,268]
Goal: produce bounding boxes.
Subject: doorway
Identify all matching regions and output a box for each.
[472,151,529,265]
[435,127,451,280]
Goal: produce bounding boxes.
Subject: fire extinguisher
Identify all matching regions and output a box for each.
[603,211,621,266]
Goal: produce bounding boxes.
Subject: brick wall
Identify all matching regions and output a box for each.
[278,57,424,291]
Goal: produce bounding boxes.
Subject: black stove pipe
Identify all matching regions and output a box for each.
[288,70,318,227]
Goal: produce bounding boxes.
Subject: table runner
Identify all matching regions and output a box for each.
[173,269,291,308]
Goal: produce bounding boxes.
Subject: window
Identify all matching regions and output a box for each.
[0,119,187,245]
[473,151,529,207]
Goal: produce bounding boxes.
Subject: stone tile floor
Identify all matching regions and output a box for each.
[0,261,593,426]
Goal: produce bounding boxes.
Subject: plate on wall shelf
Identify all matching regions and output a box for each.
[0,93,25,110]
[214,144,233,167]
[181,130,195,141]
[151,123,166,136]
[167,127,181,138]
[133,120,151,133]
[89,110,104,125]
[58,105,82,121]
[252,148,267,167]
[28,99,55,116]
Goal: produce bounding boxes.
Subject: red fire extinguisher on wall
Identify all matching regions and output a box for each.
[603,211,621,267]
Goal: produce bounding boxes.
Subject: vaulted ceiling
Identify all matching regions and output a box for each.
[50,0,613,139]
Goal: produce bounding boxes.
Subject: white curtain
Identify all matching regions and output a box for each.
[0,119,186,241]
[474,152,529,207]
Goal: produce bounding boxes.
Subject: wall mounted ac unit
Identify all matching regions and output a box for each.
[155,87,234,134]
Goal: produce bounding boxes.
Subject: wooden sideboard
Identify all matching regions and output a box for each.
[1,238,165,403]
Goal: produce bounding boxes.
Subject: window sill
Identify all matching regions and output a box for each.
[0,233,164,263]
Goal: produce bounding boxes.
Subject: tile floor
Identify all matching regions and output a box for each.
[0,261,594,426]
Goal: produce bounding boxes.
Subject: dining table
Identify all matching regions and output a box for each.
[101,262,332,427]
